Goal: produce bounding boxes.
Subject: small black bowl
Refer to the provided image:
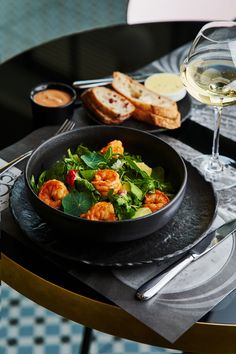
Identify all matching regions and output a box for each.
[30,82,77,129]
[25,126,187,243]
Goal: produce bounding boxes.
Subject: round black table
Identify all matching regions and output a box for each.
[1,23,236,354]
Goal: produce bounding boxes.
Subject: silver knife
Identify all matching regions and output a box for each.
[136,219,236,301]
[72,73,152,89]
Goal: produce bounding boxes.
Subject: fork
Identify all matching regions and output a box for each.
[0,119,75,177]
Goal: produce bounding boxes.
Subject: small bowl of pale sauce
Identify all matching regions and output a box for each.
[30,82,77,128]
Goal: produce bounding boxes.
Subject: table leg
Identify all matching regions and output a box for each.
[79,327,93,354]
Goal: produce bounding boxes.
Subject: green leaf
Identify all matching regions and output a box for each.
[81,152,107,169]
[124,156,149,178]
[111,194,135,220]
[142,178,156,194]
[75,144,91,157]
[30,175,38,194]
[62,190,94,217]
[152,166,165,182]
[80,169,96,181]
[74,178,96,193]
[45,160,66,181]
[103,146,113,160]
[36,170,46,188]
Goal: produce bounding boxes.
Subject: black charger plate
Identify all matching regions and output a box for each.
[10,161,217,268]
[83,94,191,133]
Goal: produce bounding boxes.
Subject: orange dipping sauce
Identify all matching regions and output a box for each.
[33,89,72,107]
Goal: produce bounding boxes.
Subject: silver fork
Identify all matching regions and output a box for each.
[0,119,75,177]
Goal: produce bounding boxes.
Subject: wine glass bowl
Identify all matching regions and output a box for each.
[180,21,236,188]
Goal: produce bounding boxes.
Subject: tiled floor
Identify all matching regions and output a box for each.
[1,282,182,354]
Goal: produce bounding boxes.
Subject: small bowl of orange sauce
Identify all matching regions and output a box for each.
[30,82,77,129]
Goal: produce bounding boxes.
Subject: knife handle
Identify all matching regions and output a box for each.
[136,254,194,301]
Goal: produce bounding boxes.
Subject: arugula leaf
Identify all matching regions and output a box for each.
[62,190,94,217]
[141,178,156,194]
[124,156,149,178]
[81,151,107,169]
[38,171,47,189]
[63,149,80,171]
[111,194,136,220]
[124,152,142,162]
[30,175,38,194]
[103,146,113,160]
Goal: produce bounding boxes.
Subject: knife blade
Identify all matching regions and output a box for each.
[72,73,152,89]
[136,218,236,301]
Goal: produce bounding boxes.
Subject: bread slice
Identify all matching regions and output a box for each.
[81,87,135,125]
[134,108,181,129]
[112,71,179,119]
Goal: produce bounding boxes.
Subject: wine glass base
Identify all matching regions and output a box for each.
[190,155,236,191]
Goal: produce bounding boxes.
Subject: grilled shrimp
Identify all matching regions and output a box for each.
[92,169,122,196]
[38,179,69,209]
[100,140,124,158]
[144,190,170,212]
[81,201,117,221]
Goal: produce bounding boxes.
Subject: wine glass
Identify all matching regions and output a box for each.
[180,21,236,190]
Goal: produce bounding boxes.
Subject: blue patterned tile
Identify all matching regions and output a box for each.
[19,326,34,336]
[20,306,35,317]
[124,341,140,352]
[1,283,183,354]
[18,347,33,354]
[45,345,60,354]
[45,324,60,335]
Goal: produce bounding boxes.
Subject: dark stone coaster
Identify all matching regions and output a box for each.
[10,161,217,267]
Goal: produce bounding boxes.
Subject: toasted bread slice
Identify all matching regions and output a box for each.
[81,86,135,121]
[81,88,134,125]
[134,108,181,129]
[112,71,178,119]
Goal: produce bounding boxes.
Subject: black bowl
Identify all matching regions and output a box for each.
[25,126,187,243]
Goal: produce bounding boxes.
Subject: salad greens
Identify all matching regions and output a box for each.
[31,143,175,220]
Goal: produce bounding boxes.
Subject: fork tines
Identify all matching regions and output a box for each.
[54,119,75,136]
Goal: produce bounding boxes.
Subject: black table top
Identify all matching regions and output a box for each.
[1,23,236,351]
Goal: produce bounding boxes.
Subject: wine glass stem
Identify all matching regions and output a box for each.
[208,106,223,173]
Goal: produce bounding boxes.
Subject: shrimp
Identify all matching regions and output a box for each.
[144,190,170,212]
[38,179,69,209]
[92,169,122,196]
[100,140,124,158]
[81,202,117,221]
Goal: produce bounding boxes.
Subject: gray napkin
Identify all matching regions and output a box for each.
[71,224,236,342]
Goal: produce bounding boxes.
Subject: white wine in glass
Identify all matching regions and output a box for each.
[180,21,236,189]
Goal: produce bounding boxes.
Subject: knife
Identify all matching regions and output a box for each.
[136,219,236,301]
[72,73,152,89]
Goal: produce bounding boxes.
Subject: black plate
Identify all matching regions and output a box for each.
[10,161,217,268]
[82,93,191,133]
